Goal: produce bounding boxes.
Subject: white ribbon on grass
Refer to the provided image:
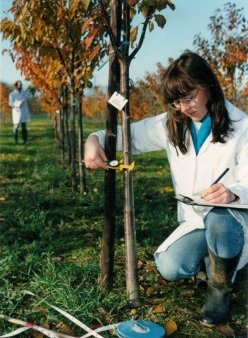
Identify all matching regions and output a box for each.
[0,315,68,338]
[0,291,120,338]
[0,326,30,337]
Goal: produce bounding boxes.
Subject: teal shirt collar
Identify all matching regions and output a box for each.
[190,115,212,155]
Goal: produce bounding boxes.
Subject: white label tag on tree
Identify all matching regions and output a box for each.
[108,91,128,110]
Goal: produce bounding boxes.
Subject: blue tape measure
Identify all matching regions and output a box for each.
[117,320,166,338]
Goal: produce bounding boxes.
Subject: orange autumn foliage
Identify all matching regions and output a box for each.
[0,82,12,120]
[193,2,248,105]
[83,87,108,119]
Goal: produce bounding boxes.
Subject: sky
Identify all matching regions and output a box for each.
[0,0,247,89]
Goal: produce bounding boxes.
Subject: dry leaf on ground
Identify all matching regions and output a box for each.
[146,287,154,296]
[130,309,137,316]
[157,276,169,287]
[153,304,166,313]
[137,259,144,269]
[56,322,74,335]
[164,320,177,336]
[149,313,159,323]
[219,324,235,337]
[180,289,195,297]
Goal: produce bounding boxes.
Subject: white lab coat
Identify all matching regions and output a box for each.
[9,89,30,124]
[93,101,248,271]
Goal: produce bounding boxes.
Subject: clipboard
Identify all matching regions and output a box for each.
[175,194,248,210]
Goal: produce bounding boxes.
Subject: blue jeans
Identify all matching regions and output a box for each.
[155,208,244,281]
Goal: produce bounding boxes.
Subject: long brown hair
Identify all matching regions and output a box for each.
[161,52,233,154]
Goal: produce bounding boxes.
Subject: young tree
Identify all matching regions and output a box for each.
[193,2,248,104]
[98,0,175,305]
[1,0,107,191]
[99,0,121,293]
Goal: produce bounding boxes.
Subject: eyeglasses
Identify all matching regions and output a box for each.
[168,89,199,110]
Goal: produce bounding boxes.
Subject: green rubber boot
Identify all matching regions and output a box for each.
[200,249,240,326]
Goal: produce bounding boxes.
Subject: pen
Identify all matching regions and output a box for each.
[211,168,230,186]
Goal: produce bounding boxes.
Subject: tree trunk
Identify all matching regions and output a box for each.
[64,85,71,165]
[60,86,65,162]
[100,0,121,291]
[70,86,77,192]
[78,93,87,193]
[120,2,140,306]
[60,108,65,162]
[120,60,140,306]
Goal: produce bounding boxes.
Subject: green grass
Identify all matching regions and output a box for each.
[0,114,247,337]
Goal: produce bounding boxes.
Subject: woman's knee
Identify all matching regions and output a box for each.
[204,208,244,257]
[155,251,199,281]
[155,252,181,281]
[205,208,241,236]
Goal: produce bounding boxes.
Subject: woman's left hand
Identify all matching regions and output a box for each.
[201,183,236,203]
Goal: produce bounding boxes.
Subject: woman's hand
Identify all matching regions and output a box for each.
[84,135,108,169]
[201,183,237,204]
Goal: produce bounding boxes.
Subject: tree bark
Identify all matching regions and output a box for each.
[60,86,65,162]
[70,86,77,192]
[100,0,121,291]
[64,85,71,165]
[78,93,87,193]
[120,60,140,306]
[120,2,140,306]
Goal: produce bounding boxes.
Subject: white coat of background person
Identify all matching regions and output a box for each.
[9,80,30,144]
[84,52,248,326]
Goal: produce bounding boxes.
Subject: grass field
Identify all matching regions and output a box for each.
[0,114,247,337]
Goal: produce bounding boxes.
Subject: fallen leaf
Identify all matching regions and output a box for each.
[145,263,158,274]
[149,313,159,323]
[219,325,235,337]
[153,304,166,313]
[146,287,154,296]
[130,309,137,316]
[164,320,177,336]
[56,322,74,335]
[137,259,144,269]
[38,306,48,314]
[180,289,195,297]
[157,276,168,286]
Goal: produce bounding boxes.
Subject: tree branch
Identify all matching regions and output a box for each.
[98,0,122,60]
[56,47,71,79]
[129,13,151,61]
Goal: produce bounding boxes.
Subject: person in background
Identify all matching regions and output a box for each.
[84,52,248,326]
[9,80,30,144]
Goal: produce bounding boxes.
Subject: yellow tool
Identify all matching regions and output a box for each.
[82,159,135,172]
[106,160,135,172]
